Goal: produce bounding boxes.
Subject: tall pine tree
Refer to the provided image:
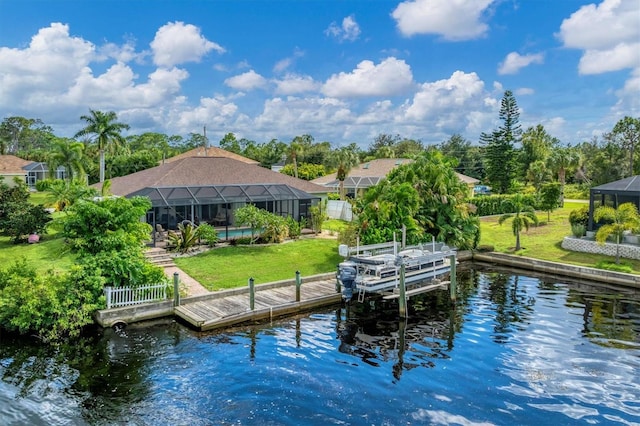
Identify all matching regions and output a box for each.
[481,90,522,193]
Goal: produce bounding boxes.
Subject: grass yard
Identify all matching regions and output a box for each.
[0,233,76,273]
[28,191,52,206]
[479,201,640,273]
[174,238,342,291]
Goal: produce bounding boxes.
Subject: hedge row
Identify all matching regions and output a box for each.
[467,194,540,216]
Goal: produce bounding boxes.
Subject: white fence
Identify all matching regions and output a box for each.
[326,200,353,221]
[104,283,168,309]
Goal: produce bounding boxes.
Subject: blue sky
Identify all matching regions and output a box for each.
[0,0,638,149]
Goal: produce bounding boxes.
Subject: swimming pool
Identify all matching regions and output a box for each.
[216,227,259,240]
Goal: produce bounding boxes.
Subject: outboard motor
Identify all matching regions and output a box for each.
[337,261,357,302]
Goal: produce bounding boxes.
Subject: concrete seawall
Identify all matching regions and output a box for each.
[94,252,639,328]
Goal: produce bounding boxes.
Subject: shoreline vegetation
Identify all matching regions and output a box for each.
[2,198,639,290]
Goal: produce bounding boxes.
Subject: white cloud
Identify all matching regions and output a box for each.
[273,74,320,95]
[224,70,268,91]
[325,15,361,42]
[515,87,535,96]
[578,42,640,74]
[96,38,141,64]
[0,23,94,97]
[273,48,304,73]
[558,0,640,74]
[254,96,353,137]
[65,63,189,108]
[151,21,224,67]
[403,71,493,135]
[322,57,414,98]
[173,96,240,134]
[498,52,544,75]
[391,0,495,40]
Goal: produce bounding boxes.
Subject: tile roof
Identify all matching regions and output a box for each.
[312,158,478,188]
[0,155,32,174]
[98,157,327,196]
[163,147,260,165]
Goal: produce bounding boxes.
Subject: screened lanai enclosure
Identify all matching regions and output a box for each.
[129,183,319,234]
[588,175,640,231]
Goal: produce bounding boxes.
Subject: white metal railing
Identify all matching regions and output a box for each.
[104,283,168,309]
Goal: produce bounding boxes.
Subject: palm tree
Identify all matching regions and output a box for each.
[594,202,640,264]
[330,146,360,200]
[548,146,580,206]
[47,138,86,181]
[498,193,538,251]
[289,139,304,179]
[75,110,129,183]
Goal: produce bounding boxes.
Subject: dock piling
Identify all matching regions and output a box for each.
[449,254,457,304]
[295,271,301,302]
[399,263,407,318]
[173,272,180,307]
[249,277,255,310]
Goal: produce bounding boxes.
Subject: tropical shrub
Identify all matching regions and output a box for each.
[196,223,219,247]
[594,202,640,264]
[0,259,105,342]
[286,216,304,240]
[571,223,586,238]
[310,200,328,234]
[35,178,55,191]
[262,214,288,243]
[569,205,589,227]
[1,202,51,243]
[168,223,201,254]
[61,196,152,255]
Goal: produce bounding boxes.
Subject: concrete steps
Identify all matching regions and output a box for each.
[145,248,176,268]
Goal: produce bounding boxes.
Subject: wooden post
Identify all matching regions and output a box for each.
[448,254,457,304]
[295,270,301,302]
[173,272,180,307]
[335,266,341,293]
[249,277,255,310]
[399,263,407,318]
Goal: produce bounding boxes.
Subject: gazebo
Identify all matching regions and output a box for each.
[588,175,640,231]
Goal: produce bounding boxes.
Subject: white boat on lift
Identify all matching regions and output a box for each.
[337,238,456,302]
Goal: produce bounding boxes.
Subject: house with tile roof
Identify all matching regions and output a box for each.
[312,158,479,198]
[0,155,65,188]
[95,153,327,234]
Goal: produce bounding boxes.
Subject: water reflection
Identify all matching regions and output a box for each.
[0,267,639,425]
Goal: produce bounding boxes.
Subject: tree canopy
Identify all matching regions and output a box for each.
[353,150,479,249]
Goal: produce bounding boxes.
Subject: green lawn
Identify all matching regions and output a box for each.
[174,238,342,291]
[0,233,76,272]
[28,191,51,206]
[479,201,640,273]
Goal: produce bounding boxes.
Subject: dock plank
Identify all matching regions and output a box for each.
[174,277,342,331]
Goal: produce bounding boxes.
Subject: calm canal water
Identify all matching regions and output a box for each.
[1,267,639,425]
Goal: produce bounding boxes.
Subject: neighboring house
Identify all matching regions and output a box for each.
[270,159,287,173]
[162,146,260,165]
[0,155,65,188]
[312,158,479,198]
[94,152,327,232]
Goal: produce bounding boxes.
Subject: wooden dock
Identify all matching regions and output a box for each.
[174,276,342,331]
